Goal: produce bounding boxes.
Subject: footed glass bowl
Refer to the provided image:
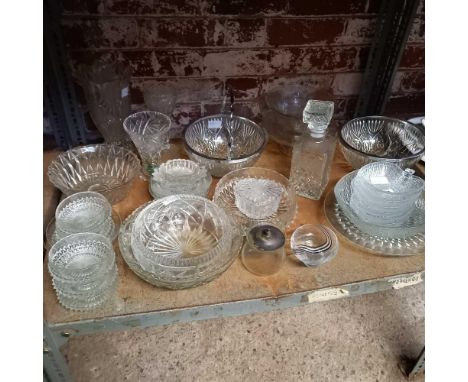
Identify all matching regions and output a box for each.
[213,167,297,233]
[340,116,425,169]
[183,114,267,177]
[48,144,141,204]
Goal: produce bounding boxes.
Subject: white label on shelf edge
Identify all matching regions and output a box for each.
[307,288,349,303]
[121,87,129,98]
[388,272,423,289]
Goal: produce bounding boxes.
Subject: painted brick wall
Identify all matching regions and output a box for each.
[60,0,425,136]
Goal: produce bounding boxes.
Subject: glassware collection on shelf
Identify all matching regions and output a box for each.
[46,69,425,309]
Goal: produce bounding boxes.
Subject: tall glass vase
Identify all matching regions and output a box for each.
[80,59,133,148]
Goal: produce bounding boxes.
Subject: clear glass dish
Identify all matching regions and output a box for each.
[123,111,172,175]
[119,202,243,289]
[131,195,234,273]
[233,178,284,219]
[339,116,425,169]
[324,185,424,256]
[213,167,297,234]
[55,191,112,234]
[291,224,339,267]
[48,144,141,204]
[45,210,121,250]
[183,114,267,177]
[150,159,212,199]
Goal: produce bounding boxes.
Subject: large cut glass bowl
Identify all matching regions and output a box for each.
[48,144,141,204]
[183,114,267,177]
[339,116,425,169]
[131,195,235,282]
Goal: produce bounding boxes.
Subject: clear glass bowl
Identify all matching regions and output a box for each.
[131,195,234,273]
[123,111,172,175]
[55,191,111,234]
[183,114,267,177]
[339,116,425,169]
[334,171,425,239]
[233,178,284,219]
[119,202,243,289]
[291,224,339,267]
[48,144,141,204]
[45,210,121,250]
[48,233,116,282]
[213,167,297,234]
[150,159,212,199]
[259,85,313,147]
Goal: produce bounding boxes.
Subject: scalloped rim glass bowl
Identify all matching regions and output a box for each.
[48,144,141,204]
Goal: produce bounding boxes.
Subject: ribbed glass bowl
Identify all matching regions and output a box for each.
[183,114,267,177]
[131,195,234,274]
[339,116,425,169]
[213,167,297,234]
[334,171,425,239]
[48,144,141,204]
[119,202,242,289]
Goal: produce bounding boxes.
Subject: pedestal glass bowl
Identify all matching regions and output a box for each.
[123,111,172,175]
[291,224,339,267]
[55,191,112,235]
[48,144,141,204]
[150,159,212,199]
[131,195,234,274]
[183,114,267,177]
[339,116,425,169]
[213,167,297,233]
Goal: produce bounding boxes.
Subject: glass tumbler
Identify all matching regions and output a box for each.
[241,224,285,276]
[123,111,172,175]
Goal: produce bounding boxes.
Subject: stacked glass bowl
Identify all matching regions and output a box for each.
[47,191,119,248]
[48,233,117,311]
[127,195,239,289]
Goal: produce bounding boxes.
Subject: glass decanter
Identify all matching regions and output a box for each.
[289,100,336,200]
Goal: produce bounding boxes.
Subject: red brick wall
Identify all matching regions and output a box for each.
[61,0,425,134]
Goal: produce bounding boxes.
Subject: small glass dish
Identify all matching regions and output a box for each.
[233,178,284,219]
[55,191,112,234]
[150,159,212,199]
[291,224,339,267]
[213,167,297,234]
[47,144,141,204]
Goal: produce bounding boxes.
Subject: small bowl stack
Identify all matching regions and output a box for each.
[349,162,424,227]
[48,233,117,311]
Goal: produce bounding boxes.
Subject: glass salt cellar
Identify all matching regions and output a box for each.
[289,100,336,200]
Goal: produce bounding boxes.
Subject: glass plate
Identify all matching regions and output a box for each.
[335,171,425,238]
[118,203,244,289]
[323,188,424,256]
[45,210,121,251]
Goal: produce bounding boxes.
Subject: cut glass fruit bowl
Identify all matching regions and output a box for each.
[48,144,141,204]
[183,114,267,177]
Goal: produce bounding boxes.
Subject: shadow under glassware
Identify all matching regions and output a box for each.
[78,59,133,148]
[123,111,172,175]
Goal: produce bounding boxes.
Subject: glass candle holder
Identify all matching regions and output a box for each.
[241,224,285,276]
